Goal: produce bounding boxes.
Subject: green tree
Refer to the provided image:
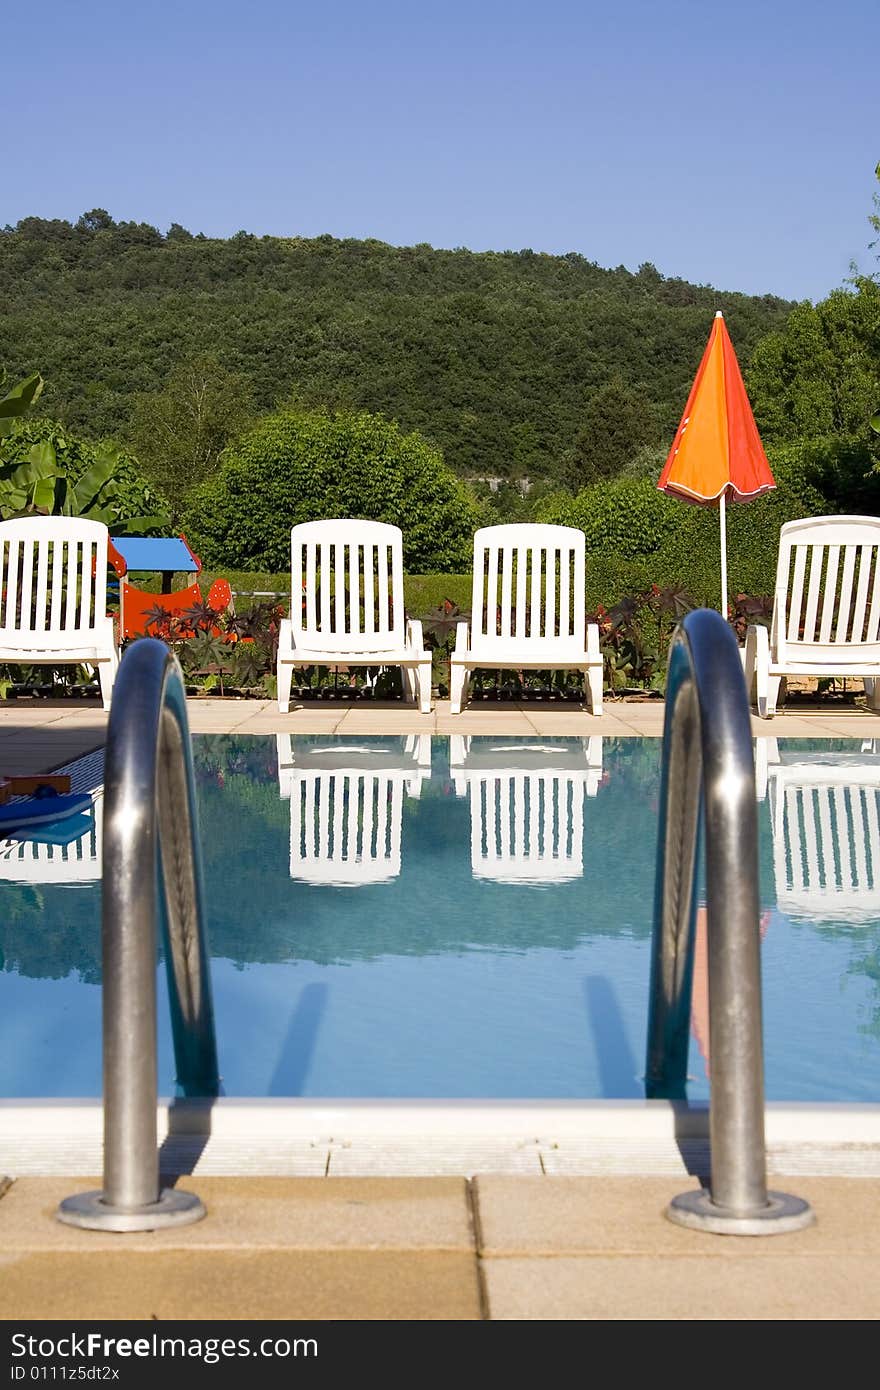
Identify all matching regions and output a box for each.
[0,215,794,486]
[182,406,481,573]
[76,208,115,233]
[867,161,880,433]
[621,442,668,479]
[559,376,663,490]
[537,454,829,603]
[868,160,880,260]
[128,354,254,518]
[747,285,880,444]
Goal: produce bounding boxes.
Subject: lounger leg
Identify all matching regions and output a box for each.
[763,675,783,719]
[753,662,767,717]
[745,625,777,718]
[450,661,468,715]
[277,661,294,714]
[98,660,116,712]
[584,625,603,716]
[418,659,432,714]
[402,663,417,703]
[585,665,603,716]
[865,678,880,712]
[743,627,757,706]
[754,657,769,718]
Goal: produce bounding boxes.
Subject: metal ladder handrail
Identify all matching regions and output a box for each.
[646,608,813,1235]
[58,638,220,1231]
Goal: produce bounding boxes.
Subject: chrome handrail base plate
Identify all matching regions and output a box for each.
[666,1188,815,1236]
[56,1187,206,1232]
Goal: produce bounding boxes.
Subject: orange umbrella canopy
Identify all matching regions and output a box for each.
[658,311,775,613]
[658,311,775,504]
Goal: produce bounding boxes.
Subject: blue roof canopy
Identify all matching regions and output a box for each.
[113,537,199,573]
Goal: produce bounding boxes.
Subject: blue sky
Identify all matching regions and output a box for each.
[6,0,879,301]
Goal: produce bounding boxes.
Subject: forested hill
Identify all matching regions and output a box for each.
[0,213,794,486]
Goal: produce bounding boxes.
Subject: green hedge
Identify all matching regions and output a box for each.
[201,433,841,622]
[201,570,473,617]
[536,448,830,603]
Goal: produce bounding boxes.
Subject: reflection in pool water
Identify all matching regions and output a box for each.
[450,735,604,885]
[1,736,879,1104]
[277,733,431,886]
[757,738,880,925]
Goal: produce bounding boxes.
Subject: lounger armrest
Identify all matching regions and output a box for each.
[744,622,769,661]
[452,620,470,656]
[586,621,601,661]
[278,617,295,654]
[406,616,428,656]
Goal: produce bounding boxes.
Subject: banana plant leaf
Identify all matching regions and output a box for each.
[0,372,44,439]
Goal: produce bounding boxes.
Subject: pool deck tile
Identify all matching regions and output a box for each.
[473,1175,880,1256]
[481,1253,880,1320]
[0,1176,475,1251]
[2,697,880,752]
[0,1177,482,1320]
[476,1175,880,1319]
[3,1175,880,1320]
[326,1141,545,1177]
[2,1250,482,1321]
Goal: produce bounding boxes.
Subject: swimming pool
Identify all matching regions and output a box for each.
[1,735,879,1105]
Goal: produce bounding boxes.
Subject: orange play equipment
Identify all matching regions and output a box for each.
[107,535,232,640]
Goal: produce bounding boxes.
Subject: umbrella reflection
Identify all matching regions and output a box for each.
[690,904,771,1080]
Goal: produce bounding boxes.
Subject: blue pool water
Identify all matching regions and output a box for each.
[1,735,879,1104]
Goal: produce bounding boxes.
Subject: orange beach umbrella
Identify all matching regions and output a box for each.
[658,310,775,614]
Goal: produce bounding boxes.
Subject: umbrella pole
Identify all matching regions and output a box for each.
[719,491,728,617]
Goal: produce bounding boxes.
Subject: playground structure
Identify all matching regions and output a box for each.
[107,535,232,640]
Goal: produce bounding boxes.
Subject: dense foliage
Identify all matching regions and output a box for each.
[537,450,829,604]
[0,416,169,530]
[127,354,254,518]
[0,212,793,487]
[748,280,880,443]
[746,272,880,512]
[182,406,482,573]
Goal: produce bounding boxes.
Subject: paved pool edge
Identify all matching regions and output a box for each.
[4,1098,880,1178]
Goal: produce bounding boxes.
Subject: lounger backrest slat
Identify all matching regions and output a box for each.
[836,546,857,643]
[470,524,586,653]
[851,544,873,643]
[776,518,880,659]
[292,520,405,653]
[867,550,880,643]
[0,518,110,649]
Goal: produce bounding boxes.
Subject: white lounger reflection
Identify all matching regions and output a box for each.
[276,734,431,886]
[755,737,880,924]
[450,737,603,884]
[0,793,103,884]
